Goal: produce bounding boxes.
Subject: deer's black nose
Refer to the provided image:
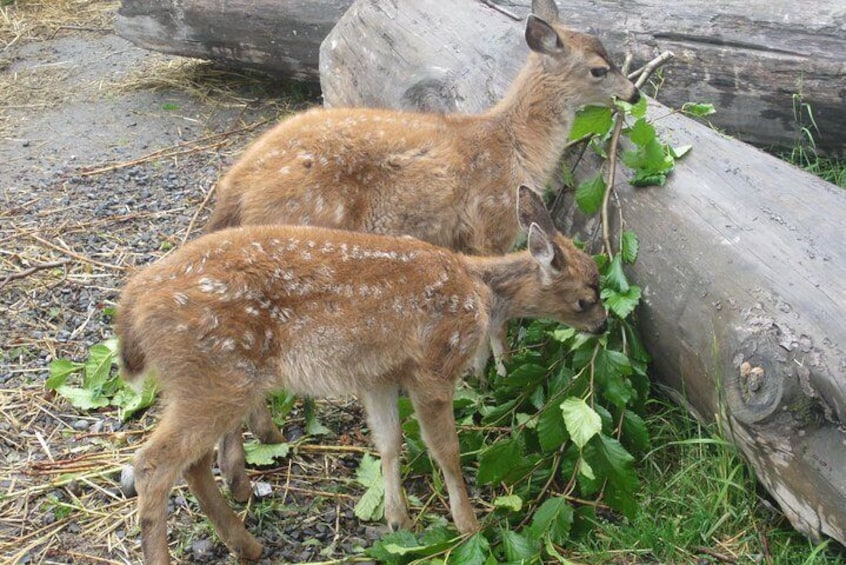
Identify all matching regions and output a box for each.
[628,88,641,104]
[592,319,609,335]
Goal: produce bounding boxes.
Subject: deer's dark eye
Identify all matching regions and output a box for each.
[590,67,608,78]
[576,298,590,312]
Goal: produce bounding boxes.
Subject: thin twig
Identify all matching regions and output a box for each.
[694,546,738,564]
[601,51,674,257]
[79,119,271,177]
[181,183,217,245]
[28,233,127,272]
[479,0,522,20]
[628,50,675,82]
[0,259,69,289]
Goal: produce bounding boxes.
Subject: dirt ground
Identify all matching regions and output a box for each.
[1,3,387,563]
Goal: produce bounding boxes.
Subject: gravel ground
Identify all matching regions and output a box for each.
[1,14,390,564]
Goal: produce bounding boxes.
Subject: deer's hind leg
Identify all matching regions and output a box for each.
[134,378,261,564]
[217,398,284,503]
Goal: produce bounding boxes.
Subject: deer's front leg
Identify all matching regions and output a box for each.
[408,385,478,534]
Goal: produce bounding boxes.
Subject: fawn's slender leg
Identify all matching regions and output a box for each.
[134,404,218,565]
[217,427,252,503]
[247,401,286,443]
[408,384,479,533]
[184,451,263,560]
[360,384,409,530]
[218,399,285,502]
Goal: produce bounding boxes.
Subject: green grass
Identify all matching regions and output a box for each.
[781,93,846,189]
[567,396,844,564]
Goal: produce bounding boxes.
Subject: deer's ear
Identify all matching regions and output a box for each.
[517,185,556,235]
[531,0,560,24]
[526,14,565,56]
[528,223,567,275]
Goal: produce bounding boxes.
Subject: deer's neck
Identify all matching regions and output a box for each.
[464,253,540,324]
[487,57,578,188]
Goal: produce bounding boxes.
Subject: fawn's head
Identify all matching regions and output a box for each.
[526,0,639,109]
[517,185,608,334]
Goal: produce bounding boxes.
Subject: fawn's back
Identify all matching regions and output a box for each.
[118,226,491,399]
[213,108,511,251]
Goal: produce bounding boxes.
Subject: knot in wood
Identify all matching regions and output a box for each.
[740,360,765,393]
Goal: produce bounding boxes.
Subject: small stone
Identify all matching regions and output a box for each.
[191,539,215,559]
[119,465,137,498]
[252,481,273,499]
[72,419,90,431]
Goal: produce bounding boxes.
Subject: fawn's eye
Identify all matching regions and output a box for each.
[575,298,591,312]
[590,67,608,78]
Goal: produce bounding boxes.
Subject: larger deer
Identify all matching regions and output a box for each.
[206,0,638,501]
[117,187,607,564]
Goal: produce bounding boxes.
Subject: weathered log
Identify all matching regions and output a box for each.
[115,0,353,83]
[320,0,846,545]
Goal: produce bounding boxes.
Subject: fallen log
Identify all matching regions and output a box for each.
[115,0,354,83]
[320,0,846,546]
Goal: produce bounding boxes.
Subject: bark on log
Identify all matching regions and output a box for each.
[320,0,846,546]
[320,0,846,154]
[115,0,353,83]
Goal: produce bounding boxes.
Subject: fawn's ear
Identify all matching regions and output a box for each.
[528,223,566,275]
[531,0,560,24]
[517,185,556,235]
[526,14,565,56]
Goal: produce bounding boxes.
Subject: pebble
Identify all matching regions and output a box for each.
[191,539,215,560]
[119,465,137,498]
[252,481,273,499]
[72,419,90,431]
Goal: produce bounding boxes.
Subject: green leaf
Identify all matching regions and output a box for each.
[304,398,331,436]
[550,326,577,343]
[626,118,656,146]
[500,529,539,561]
[593,348,636,407]
[537,403,568,453]
[671,144,692,159]
[243,441,290,466]
[115,377,157,420]
[620,231,639,264]
[449,532,491,565]
[367,530,419,563]
[593,433,638,518]
[477,439,521,485]
[601,285,641,319]
[614,95,647,119]
[578,456,595,480]
[528,496,574,545]
[560,398,601,449]
[575,174,606,215]
[604,254,630,293]
[55,385,110,411]
[83,343,116,391]
[46,359,82,389]
[620,410,650,454]
[569,106,613,140]
[354,453,385,521]
[682,102,716,117]
[493,494,523,513]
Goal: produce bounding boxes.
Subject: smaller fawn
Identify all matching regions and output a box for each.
[116,186,607,564]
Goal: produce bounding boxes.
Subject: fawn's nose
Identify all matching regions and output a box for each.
[628,88,641,104]
[591,318,609,335]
